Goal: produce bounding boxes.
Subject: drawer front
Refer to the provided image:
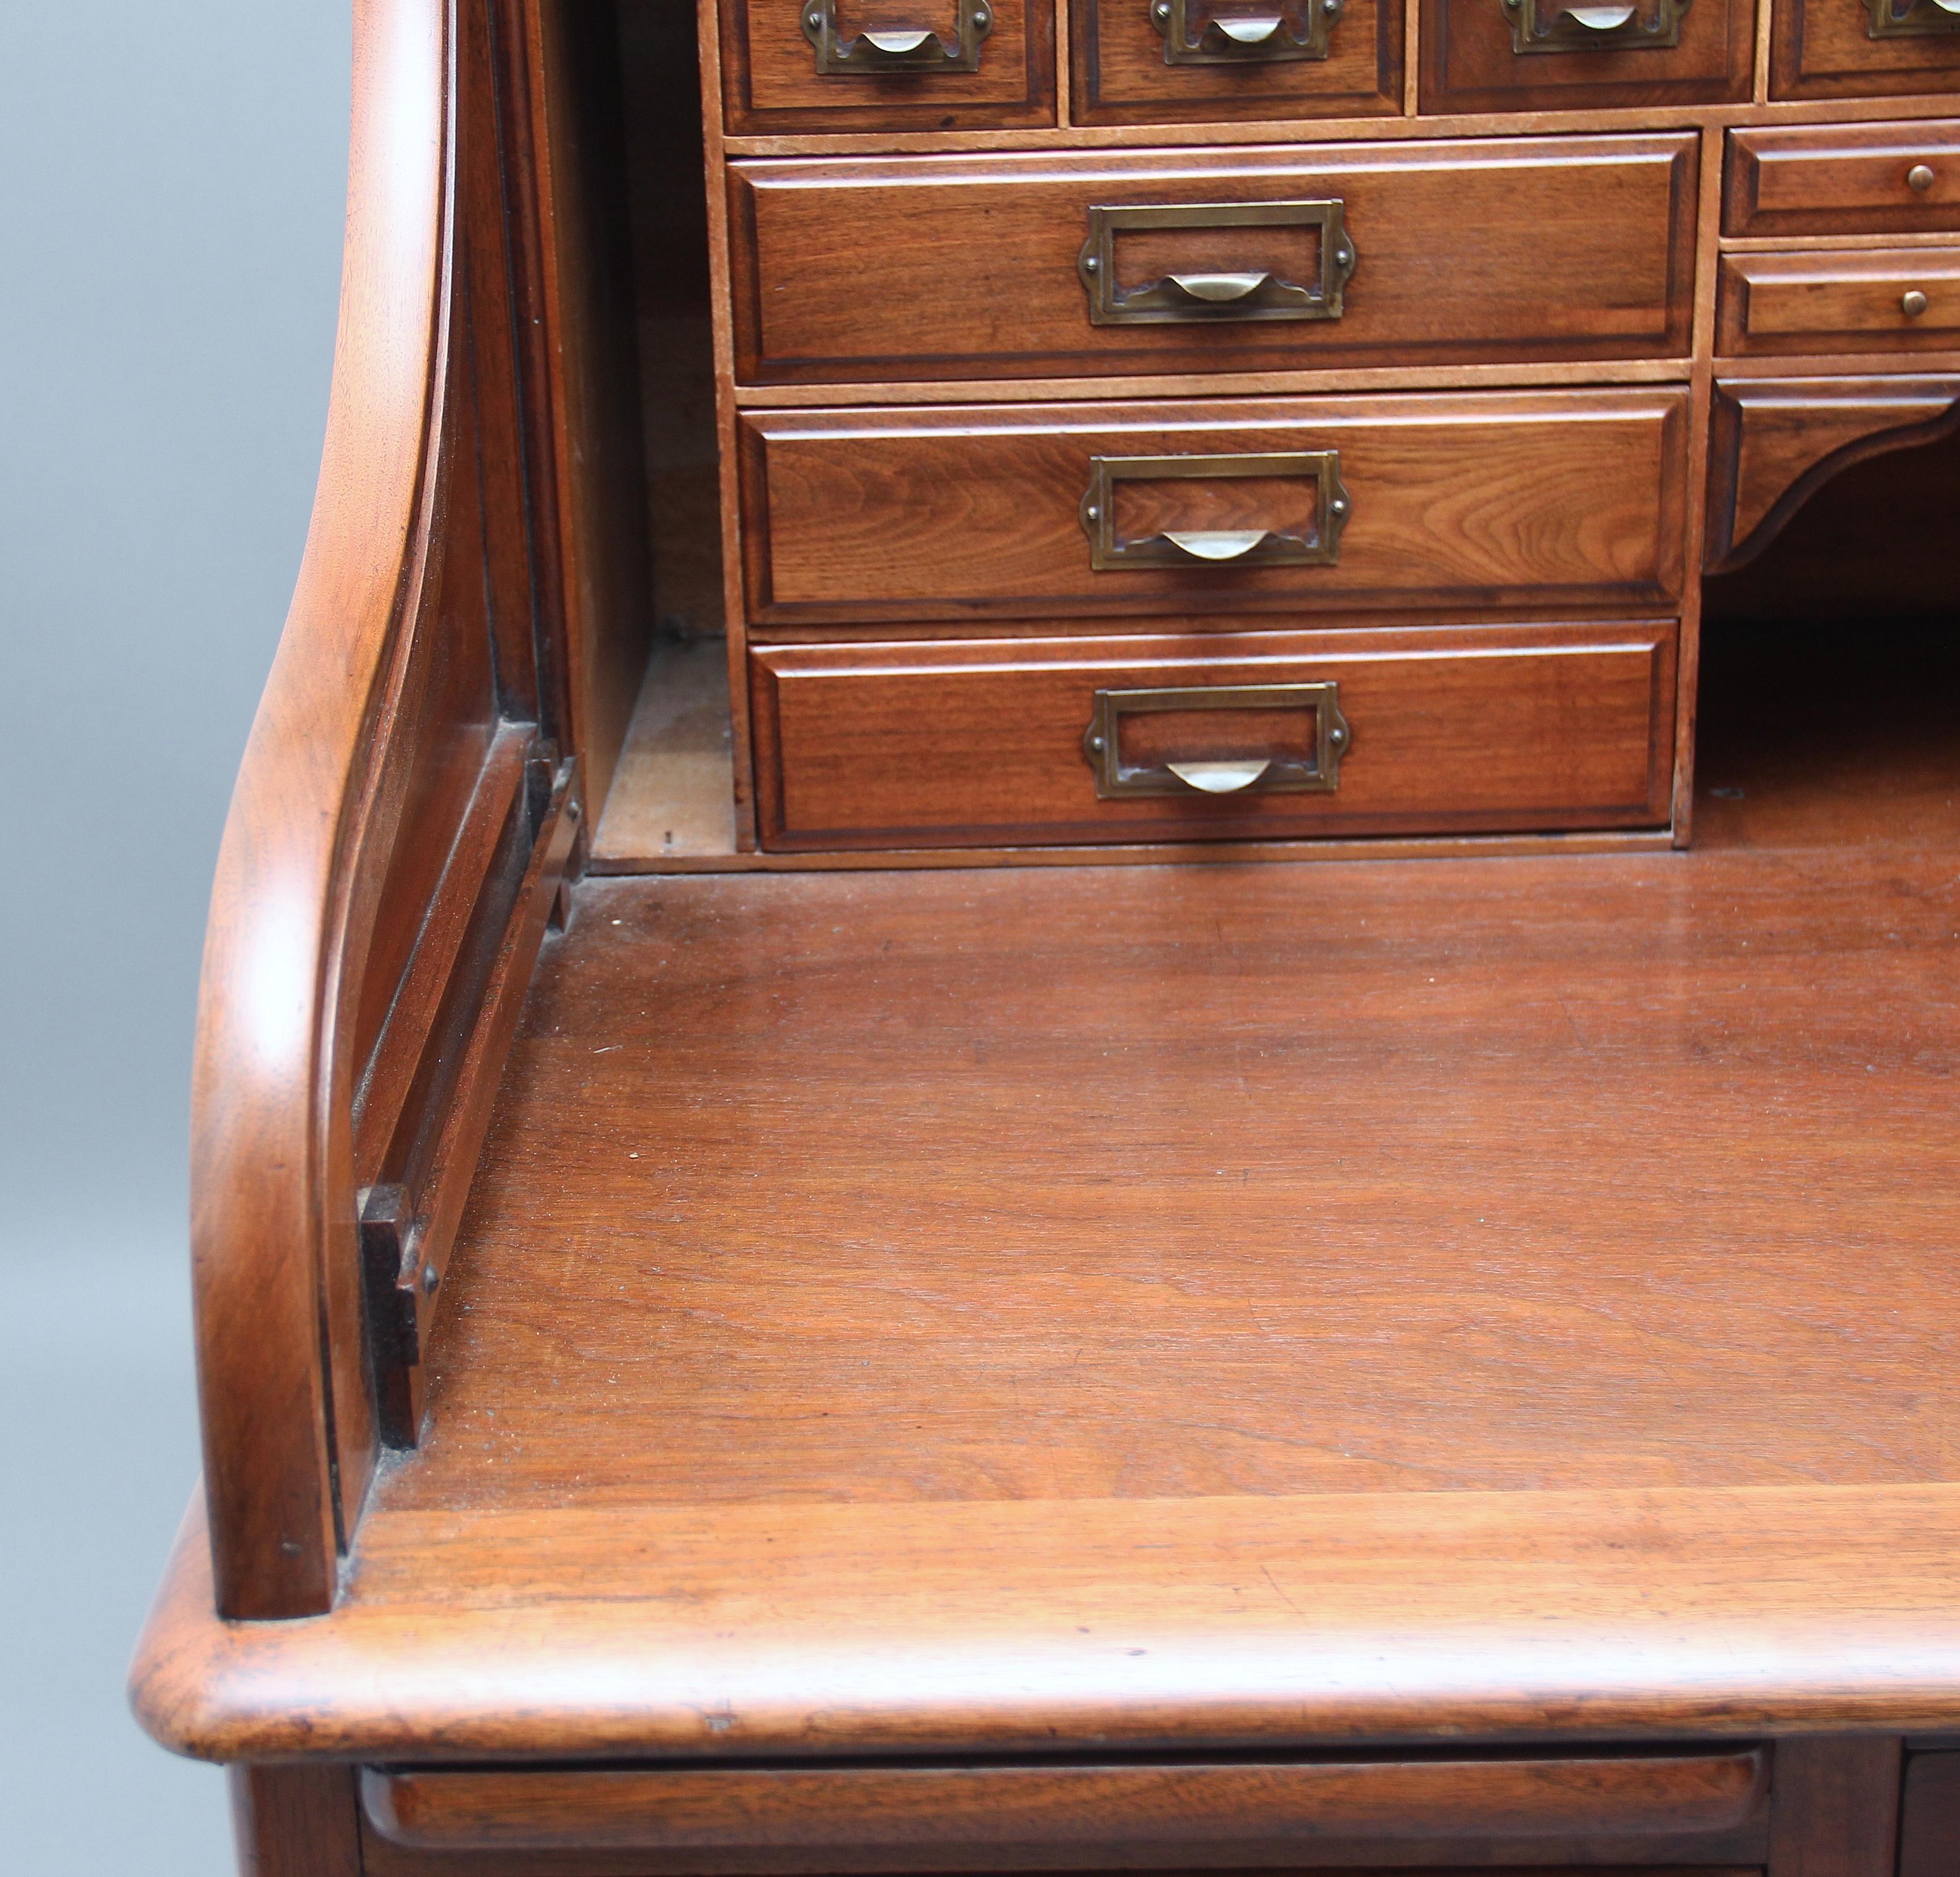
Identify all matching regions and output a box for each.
[1070,0,1402,124]
[751,623,1678,849]
[718,0,1057,132]
[729,135,1698,385]
[1419,0,1754,112]
[364,1748,1763,1859]
[1718,246,1960,352]
[1771,0,1960,101]
[738,390,1690,627]
[1726,120,1960,236]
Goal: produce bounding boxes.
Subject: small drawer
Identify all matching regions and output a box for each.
[738,389,1690,628]
[717,0,1057,133]
[1419,0,1754,111]
[1727,120,1960,237]
[1069,0,1402,124]
[729,135,1698,385]
[749,622,1678,849]
[1771,0,1960,102]
[1718,245,1960,353]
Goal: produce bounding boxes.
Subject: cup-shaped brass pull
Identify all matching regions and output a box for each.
[1166,271,1275,303]
[1150,0,1340,62]
[1083,683,1352,799]
[1079,201,1356,327]
[1081,451,1351,572]
[1501,0,1690,51]
[802,0,992,73]
[1868,0,1960,35]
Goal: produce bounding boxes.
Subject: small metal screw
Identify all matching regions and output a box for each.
[1083,255,1099,272]
[1088,734,1105,752]
[422,1263,440,1296]
[1086,503,1101,520]
[1329,727,1347,747]
[567,799,582,821]
[1909,163,1936,192]
[975,9,988,22]
[1324,0,1340,12]
[1903,288,1930,317]
[1330,498,1348,515]
[1154,1,1171,15]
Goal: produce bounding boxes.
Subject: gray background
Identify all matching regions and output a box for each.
[0,3,352,1867]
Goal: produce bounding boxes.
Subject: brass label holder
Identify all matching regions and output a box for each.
[1080,450,1351,572]
[802,0,993,73]
[1866,0,1960,36]
[1079,200,1356,326]
[1149,0,1340,62]
[1083,683,1352,799]
[1501,0,1690,52]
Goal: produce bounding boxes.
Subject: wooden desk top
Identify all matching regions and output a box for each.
[134,624,1960,1762]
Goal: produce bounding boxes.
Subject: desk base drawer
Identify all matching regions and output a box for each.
[750,623,1677,851]
[361,1749,1766,1867]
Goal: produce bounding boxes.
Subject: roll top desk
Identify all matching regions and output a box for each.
[133,1,1960,1872]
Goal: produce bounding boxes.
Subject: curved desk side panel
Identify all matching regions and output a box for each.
[191,0,579,1622]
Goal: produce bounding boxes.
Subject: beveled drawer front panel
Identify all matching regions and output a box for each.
[364,1749,1764,1858]
[728,135,1697,384]
[738,390,1689,627]
[750,623,1678,849]
[1718,246,1960,353]
[718,0,1056,133]
[1070,0,1402,123]
[1419,0,1754,112]
[1771,0,1960,101]
[1726,120,1960,237]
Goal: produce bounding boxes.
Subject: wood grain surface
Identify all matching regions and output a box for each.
[230,1765,363,1877]
[1419,0,1754,114]
[133,1476,1960,1761]
[187,0,450,1622]
[1718,245,1960,354]
[133,619,1960,1760]
[1765,1735,1902,1877]
[749,620,1675,847]
[1702,372,1960,566]
[739,389,1689,624]
[717,0,1058,133]
[728,136,1697,383]
[360,1750,1769,1856]
[1900,1749,1960,1877]
[1724,119,1960,237]
[1069,0,1403,124]
[1769,0,1960,102]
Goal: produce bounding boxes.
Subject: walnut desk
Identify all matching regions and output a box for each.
[133,1,1960,1873]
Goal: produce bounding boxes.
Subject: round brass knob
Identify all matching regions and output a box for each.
[1902,288,1930,318]
[1908,164,1937,193]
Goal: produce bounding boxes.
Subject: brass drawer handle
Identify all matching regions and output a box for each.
[1166,270,1277,303]
[1081,450,1351,572]
[1868,0,1960,36]
[1083,682,1352,799]
[1150,0,1341,62]
[1079,201,1356,327]
[1903,288,1931,316]
[801,0,992,73]
[1501,0,1690,51]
